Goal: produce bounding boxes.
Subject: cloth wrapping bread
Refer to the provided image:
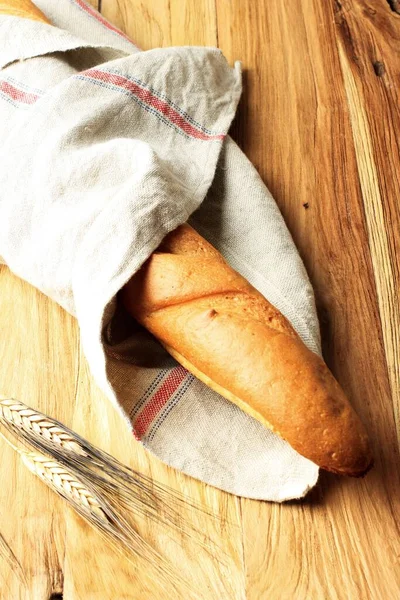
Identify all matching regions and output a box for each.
[0,0,322,500]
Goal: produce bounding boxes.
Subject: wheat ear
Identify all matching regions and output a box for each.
[0,429,107,523]
[0,399,84,455]
[23,452,108,522]
[0,397,222,594]
[0,426,196,598]
[0,397,221,539]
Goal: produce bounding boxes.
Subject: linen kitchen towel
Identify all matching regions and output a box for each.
[0,0,321,500]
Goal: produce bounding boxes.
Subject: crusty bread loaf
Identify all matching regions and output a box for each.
[0,0,50,22]
[121,224,372,477]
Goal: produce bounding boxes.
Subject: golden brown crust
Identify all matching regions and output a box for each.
[0,0,50,23]
[121,224,373,476]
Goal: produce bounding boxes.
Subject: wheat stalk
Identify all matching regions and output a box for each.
[0,426,196,598]
[0,396,223,597]
[0,397,220,533]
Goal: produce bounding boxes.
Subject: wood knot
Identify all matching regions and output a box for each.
[373,61,385,77]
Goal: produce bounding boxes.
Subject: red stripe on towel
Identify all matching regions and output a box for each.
[0,80,39,105]
[81,68,225,141]
[134,366,188,438]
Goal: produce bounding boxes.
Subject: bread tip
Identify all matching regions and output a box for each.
[323,453,374,478]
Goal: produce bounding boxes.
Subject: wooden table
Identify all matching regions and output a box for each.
[1,1,399,598]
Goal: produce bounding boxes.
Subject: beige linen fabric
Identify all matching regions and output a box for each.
[0,0,320,500]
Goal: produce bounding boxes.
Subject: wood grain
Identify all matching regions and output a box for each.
[1,0,399,598]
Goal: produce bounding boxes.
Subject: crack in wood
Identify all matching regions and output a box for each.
[333,1,359,64]
[45,513,65,600]
[0,531,27,586]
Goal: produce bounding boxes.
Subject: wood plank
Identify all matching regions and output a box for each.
[101,0,173,49]
[169,0,217,47]
[0,267,78,599]
[1,1,399,598]
[216,0,400,597]
[101,0,217,49]
[335,0,400,443]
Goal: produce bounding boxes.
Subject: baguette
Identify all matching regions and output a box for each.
[121,224,372,477]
